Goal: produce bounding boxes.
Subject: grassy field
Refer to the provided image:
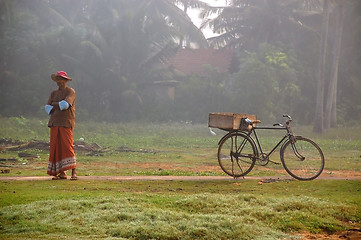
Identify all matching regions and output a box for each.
[0,117,360,178]
[0,180,360,240]
[0,117,360,239]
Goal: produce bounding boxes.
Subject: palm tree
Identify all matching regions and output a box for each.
[313,0,330,133]
[66,0,209,120]
[324,1,345,129]
[338,0,361,123]
[201,0,313,49]
[0,0,209,120]
[170,0,210,47]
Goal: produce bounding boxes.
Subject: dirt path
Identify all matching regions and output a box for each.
[1,175,360,181]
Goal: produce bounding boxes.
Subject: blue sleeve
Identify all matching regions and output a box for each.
[45,105,53,115]
[59,100,70,111]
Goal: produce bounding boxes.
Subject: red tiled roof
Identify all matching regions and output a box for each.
[166,48,235,75]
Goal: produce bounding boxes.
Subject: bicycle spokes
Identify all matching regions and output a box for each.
[218,133,256,178]
[281,136,325,180]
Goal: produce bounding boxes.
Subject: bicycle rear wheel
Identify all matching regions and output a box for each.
[281,136,324,180]
[218,132,257,177]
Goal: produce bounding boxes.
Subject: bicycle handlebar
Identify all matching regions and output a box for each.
[273,114,292,127]
[283,114,292,120]
[283,114,293,128]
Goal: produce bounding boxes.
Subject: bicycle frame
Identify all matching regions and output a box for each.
[217,115,303,164]
[249,126,290,161]
[217,125,291,162]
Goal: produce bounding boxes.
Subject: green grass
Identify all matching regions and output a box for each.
[0,117,360,239]
[1,117,360,177]
[0,180,360,239]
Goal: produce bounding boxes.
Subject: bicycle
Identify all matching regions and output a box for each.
[216,114,325,180]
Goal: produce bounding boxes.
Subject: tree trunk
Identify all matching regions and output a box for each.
[314,0,330,133]
[325,2,345,129]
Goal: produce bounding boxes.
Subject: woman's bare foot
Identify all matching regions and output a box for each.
[52,172,67,180]
[70,169,77,180]
[59,172,67,179]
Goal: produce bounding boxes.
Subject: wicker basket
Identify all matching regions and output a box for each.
[208,112,257,131]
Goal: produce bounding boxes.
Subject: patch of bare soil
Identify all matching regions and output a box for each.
[257,165,361,179]
[132,162,220,172]
[298,228,361,240]
[320,170,361,178]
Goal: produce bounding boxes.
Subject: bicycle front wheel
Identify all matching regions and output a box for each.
[218,132,257,177]
[281,136,325,180]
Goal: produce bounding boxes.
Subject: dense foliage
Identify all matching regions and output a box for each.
[0,0,360,126]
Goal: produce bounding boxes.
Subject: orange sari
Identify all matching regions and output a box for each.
[47,126,76,176]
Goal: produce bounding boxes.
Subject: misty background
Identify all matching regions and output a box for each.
[0,0,360,133]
